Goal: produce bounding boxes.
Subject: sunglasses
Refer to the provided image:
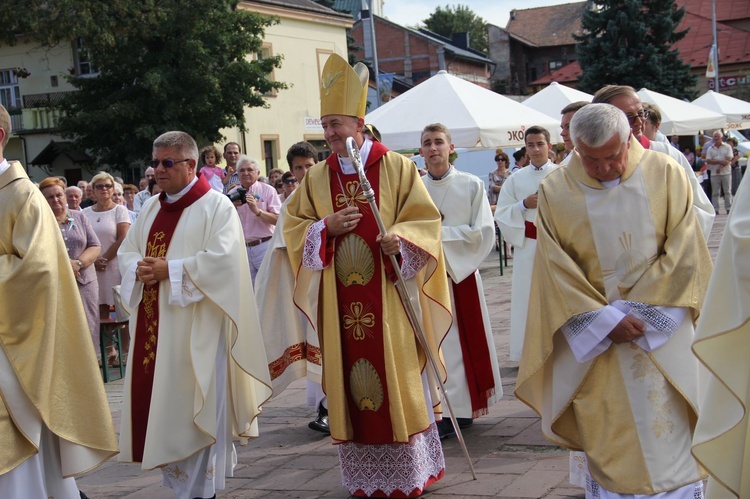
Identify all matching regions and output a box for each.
[283,178,298,184]
[94,183,113,190]
[150,158,190,169]
[625,109,650,125]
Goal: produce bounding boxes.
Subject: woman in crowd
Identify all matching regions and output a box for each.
[122,183,138,211]
[83,172,131,366]
[268,167,284,195]
[39,177,103,360]
[279,170,298,202]
[488,151,511,205]
[113,182,137,224]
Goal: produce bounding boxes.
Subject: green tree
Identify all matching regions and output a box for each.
[423,4,488,55]
[0,0,286,168]
[575,0,696,99]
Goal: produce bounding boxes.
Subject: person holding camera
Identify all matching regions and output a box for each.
[229,156,281,285]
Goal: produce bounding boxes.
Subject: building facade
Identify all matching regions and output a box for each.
[350,15,493,90]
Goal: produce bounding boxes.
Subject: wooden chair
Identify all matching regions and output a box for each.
[100,315,127,383]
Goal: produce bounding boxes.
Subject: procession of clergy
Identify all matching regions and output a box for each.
[2,51,749,499]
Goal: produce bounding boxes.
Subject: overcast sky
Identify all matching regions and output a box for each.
[383,0,579,29]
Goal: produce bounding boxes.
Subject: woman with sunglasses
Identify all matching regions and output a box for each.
[279,170,298,201]
[83,172,131,366]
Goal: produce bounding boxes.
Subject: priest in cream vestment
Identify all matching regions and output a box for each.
[0,150,118,497]
[692,172,750,498]
[118,131,272,499]
[420,123,502,435]
[284,54,452,498]
[516,104,712,498]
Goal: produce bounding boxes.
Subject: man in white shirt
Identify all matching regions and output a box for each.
[704,130,734,214]
[132,166,155,213]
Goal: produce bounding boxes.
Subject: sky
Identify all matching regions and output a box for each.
[382,0,579,29]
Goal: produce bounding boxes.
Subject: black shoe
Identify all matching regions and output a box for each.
[308,406,330,434]
[437,418,456,440]
[80,492,89,499]
[456,417,474,429]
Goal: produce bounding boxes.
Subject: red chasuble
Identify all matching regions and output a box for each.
[317,142,402,445]
[130,174,211,462]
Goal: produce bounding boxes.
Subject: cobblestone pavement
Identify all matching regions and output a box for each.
[79,211,727,498]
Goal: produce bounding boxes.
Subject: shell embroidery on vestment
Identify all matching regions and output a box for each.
[336,233,375,286]
[350,358,384,412]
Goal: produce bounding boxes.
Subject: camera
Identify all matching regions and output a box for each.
[227,187,247,204]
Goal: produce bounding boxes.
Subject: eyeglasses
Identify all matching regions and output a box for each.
[94,183,113,190]
[625,109,650,124]
[283,178,298,184]
[150,158,190,169]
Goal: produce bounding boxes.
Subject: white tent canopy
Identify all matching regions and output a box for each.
[692,90,750,131]
[637,88,727,135]
[521,82,593,119]
[365,71,560,150]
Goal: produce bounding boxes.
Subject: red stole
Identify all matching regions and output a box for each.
[130,174,211,462]
[451,274,496,417]
[639,134,651,149]
[322,142,399,444]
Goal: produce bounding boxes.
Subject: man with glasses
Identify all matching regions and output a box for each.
[132,166,155,214]
[117,131,271,499]
[593,85,714,239]
[228,156,281,285]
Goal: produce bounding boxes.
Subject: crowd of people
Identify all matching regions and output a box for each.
[1,52,750,499]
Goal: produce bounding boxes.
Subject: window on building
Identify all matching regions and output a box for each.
[0,69,21,109]
[74,38,98,76]
[262,137,278,175]
[256,43,277,96]
[549,60,565,72]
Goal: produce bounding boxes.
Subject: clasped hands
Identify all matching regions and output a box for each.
[136,256,168,286]
[608,315,646,344]
[327,207,400,255]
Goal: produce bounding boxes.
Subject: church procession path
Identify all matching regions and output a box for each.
[80,212,728,498]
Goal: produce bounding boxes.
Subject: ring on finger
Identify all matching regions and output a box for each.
[343,220,349,228]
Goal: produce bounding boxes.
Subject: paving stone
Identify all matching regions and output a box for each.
[498,469,568,497]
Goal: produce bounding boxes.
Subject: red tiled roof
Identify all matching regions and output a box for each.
[675,11,750,66]
[530,61,581,85]
[505,1,587,47]
[678,0,750,23]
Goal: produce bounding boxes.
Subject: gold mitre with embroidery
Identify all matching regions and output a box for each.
[320,53,369,118]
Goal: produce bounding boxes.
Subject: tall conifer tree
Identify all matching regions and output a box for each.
[575,0,696,99]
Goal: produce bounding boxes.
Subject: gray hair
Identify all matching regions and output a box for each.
[570,103,630,149]
[236,155,260,171]
[66,186,82,196]
[113,183,124,194]
[153,131,199,161]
